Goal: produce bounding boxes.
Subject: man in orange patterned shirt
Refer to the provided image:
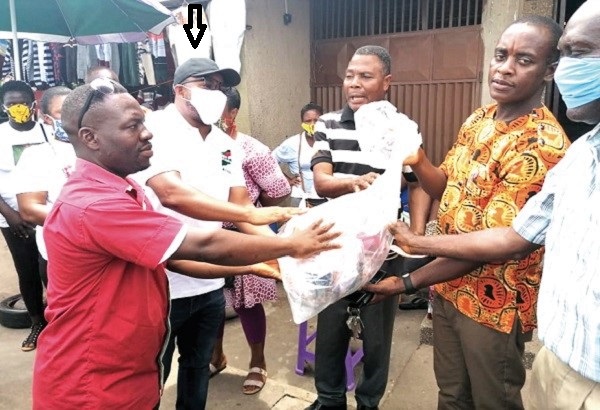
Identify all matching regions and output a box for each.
[365,16,570,409]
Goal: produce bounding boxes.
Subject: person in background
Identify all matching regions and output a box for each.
[366,16,570,409]
[209,87,290,394]
[0,80,46,352]
[15,86,74,287]
[273,103,325,207]
[84,66,119,84]
[32,81,339,409]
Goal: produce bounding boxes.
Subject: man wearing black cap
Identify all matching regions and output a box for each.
[131,58,297,409]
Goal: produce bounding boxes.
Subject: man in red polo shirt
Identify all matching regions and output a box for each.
[32,81,339,409]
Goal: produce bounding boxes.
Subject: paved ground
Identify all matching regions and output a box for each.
[0,236,537,409]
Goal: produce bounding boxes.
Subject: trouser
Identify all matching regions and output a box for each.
[1,227,44,321]
[314,258,400,408]
[433,294,531,410]
[529,345,600,410]
[162,289,225,410]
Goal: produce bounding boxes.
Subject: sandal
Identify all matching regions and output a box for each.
[398,297,429,310]
[209,355,227,378]
[242,367,267,395]
[21,321,46,352]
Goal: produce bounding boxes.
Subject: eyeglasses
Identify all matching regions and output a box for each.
[181,76,230,93]
[77,77,119,129]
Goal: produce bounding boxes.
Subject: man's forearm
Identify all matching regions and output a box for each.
[167,260,253,279]
[314,174,354,198]
[406,227,538,262]
[410,153,447,200]
[0,197,15,219]
[410,257,481,290]
[173,229,295,266]
[406,184,430,235]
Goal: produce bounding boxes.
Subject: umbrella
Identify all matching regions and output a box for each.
[0,0,175,80]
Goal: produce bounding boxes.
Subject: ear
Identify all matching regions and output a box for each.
[383,74,392,92]
[42,114,53,126]
[79,127,100,150]
[173,85,188,99]
[230,107,239,120]
[544,61,558,82]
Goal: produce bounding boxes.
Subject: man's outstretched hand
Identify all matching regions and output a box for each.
[289,219,341,259]
[248,206,306,226]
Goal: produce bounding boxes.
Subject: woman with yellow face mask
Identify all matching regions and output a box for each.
[0,80,48,352]
[273,102,325,208]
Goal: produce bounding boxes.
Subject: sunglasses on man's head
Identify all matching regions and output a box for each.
[77,77,120,129]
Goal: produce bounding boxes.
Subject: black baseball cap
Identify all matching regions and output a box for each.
[173,58,241,87]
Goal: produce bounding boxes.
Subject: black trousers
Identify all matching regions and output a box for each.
[313,257,402,408]
[1,227,45,321]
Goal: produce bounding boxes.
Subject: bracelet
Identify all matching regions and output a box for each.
[402,273,418,295]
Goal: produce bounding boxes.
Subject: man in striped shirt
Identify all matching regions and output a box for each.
[307,45,429,410]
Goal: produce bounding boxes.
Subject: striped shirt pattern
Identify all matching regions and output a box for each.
[513,123,600,382]
[311,105,419,185]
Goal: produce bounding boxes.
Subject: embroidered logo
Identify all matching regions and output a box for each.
[221,149,232,172]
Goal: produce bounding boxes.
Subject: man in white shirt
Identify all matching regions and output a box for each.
[0,80,47,352]
[132,58,300,409]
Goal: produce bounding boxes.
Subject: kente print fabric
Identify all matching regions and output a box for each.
[435,104,570,333]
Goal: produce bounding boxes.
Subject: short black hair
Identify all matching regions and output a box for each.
[300,102,323,120]
[353,45,392,75]
[40,86,72,114]
[0,80,35,104]
[224,87,241,111]
[61,82,128,138]
[511,15,563,63]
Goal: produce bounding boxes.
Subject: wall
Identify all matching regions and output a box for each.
[236,0,311,149]
[480,0,555,105]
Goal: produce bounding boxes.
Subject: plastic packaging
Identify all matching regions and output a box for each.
[278,101,422,323]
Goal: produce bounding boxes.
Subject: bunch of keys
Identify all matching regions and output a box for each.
[346,306,364,339]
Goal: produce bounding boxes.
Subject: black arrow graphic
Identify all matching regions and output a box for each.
[183,4,208,49]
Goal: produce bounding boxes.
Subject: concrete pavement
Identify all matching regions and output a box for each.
[0,237,537,409]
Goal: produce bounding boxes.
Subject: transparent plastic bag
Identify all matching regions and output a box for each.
[278,102,422,323]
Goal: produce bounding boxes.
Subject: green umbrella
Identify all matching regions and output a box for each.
[0,0,175,80]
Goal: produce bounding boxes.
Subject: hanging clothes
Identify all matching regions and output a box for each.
[22,41,56,87]
[206,0,245,73]
[118,43,142,86]
[76,45,99,82]
[166,5,212,67]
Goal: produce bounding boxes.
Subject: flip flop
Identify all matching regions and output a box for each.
[209,356,227,378]
[242,367,267,395]
[398,296,429,310]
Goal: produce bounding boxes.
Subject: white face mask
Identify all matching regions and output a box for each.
[185,86,227,125]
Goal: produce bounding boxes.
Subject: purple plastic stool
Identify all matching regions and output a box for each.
[295,321,364,390]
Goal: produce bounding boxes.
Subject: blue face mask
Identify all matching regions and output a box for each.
[50,118,70,143]
[554,57,600,109]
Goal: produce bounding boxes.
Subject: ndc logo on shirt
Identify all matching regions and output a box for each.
[221,149,232,173]
[183,5,207,49]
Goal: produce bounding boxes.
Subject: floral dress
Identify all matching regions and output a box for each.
[224,132,291,309]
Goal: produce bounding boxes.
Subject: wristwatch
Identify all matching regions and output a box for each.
[401,273,418,295]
